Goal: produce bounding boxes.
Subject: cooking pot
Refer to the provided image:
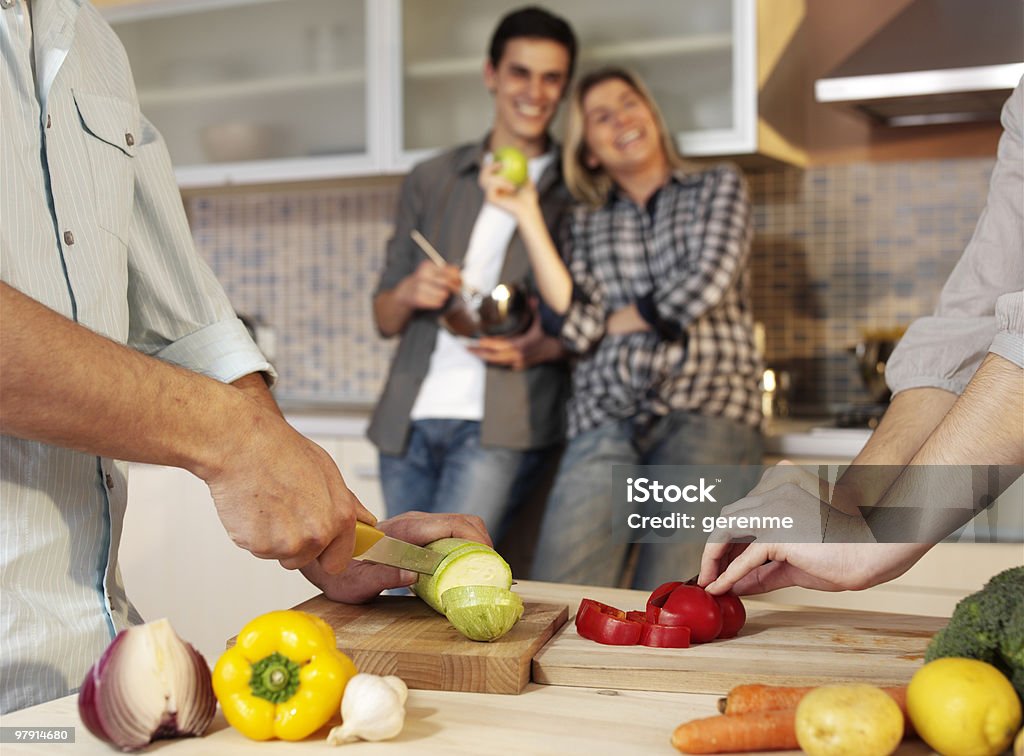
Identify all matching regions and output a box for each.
[440,282,532,339]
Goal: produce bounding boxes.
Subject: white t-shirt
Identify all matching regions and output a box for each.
[410,150,554,421]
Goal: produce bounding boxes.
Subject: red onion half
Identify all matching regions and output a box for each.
[78,619,216,751]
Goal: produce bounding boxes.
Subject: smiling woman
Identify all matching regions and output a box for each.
[480,66,763,591]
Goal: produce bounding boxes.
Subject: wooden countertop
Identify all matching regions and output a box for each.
[0,582,937,755]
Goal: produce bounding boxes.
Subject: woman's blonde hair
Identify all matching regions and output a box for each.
[563,67,686,207]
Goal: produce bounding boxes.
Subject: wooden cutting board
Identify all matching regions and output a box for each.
[532,602,947,694]
[293,593,568,694]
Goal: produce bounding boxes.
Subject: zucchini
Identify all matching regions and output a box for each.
[410,538,521,641]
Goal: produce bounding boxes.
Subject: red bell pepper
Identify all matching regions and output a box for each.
[638,621,691,648]
[575,582,744,649]
[575,599,641,645]
[575,599,691,648]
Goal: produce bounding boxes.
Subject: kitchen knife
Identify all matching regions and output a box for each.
[351,521,444,575]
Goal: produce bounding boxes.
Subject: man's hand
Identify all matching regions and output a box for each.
[699,542,925,596]
[468,299,564,370]
[398,260,462,311]
[698,462,875,596]
[301,511,491,604]
[203,397,376,575]
[697,461,925,597]
[374,260,462,336]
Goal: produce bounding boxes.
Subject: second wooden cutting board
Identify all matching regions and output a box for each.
[293,593,568,695]
[532,601,947,694]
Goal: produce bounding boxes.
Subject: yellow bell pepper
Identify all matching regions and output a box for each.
[212,609,357,741]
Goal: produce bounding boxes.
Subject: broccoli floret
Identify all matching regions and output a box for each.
[924,565,1024,700]
[1000,599,1024,697]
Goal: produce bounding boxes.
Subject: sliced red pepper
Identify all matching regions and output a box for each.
[575,599,691,648]
[647,581,683,609]
[574,599,641,645]
[639,621,691,648]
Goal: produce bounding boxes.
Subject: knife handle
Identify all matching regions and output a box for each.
[353,521,386,557]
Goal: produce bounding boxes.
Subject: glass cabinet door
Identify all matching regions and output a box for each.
[105,0,372,187]
[397,0,754,167]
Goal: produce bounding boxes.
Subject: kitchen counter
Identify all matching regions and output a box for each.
[278,403,874,460]
[0,582,937,755]
[762,417,872,460]
[278,401,374,438]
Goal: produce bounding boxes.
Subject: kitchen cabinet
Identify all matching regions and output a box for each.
[100,0,380,188]
[394,0,806,169]
[98,0,804,188]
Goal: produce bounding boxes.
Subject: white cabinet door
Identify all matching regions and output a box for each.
[389,0,758,172]
[103,0,380,188]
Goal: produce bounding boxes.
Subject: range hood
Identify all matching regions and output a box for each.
[815,0,1024,126]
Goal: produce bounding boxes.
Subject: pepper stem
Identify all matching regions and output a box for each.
[249,652,301,703]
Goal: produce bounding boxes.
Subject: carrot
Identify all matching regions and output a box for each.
[717,684,815,715]
[671,710,799,754]
[716,684,913,735]
[720,683,907,714]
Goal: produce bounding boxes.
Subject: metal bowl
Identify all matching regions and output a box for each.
[477,283,531,337]
[440,282,532,339]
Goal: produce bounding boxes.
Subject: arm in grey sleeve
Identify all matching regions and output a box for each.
[991,291,1024,368]
[886,78,1024,396]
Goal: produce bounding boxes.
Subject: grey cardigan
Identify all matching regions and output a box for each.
[368,138,573,455]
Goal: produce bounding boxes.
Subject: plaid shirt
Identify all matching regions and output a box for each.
[554,163,762,438]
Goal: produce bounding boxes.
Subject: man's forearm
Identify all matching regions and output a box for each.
[0,282,256,479]
[913,353,1023,465]
[831,386,959,515]
[373,287,415,337]
[854,387,958,465]
[232,372,282,417]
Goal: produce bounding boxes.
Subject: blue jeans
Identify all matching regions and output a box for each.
[530,411,763,590]
[379,419,552,543]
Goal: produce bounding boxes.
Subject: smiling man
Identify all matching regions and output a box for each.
[369,6,577,543]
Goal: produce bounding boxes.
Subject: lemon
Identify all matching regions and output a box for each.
[907,657,1022,756]
[795,684,903,756]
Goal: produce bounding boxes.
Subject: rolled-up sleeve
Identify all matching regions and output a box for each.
[887,78,1024,395]
[155,317,273,384]
[992,291,1024,368]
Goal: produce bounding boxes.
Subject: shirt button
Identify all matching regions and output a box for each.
[125,132,135,147]
[105,473,114,491]
[63,230,75,246]
[46,114,52,129]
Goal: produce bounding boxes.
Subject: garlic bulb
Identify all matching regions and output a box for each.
[327,673,408,745]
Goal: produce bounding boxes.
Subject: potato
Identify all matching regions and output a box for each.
[795,684,902,756]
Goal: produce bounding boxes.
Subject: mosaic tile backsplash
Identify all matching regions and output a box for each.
[186,156,995,409]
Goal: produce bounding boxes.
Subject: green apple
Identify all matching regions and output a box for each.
[493,146,528,188]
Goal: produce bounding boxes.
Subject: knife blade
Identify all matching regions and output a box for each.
[351,521,444,575]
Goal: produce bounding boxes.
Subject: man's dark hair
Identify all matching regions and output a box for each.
[488,6,578,80]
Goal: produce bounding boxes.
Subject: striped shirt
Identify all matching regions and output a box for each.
[1,0,271,712]
[554,164,762,437]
